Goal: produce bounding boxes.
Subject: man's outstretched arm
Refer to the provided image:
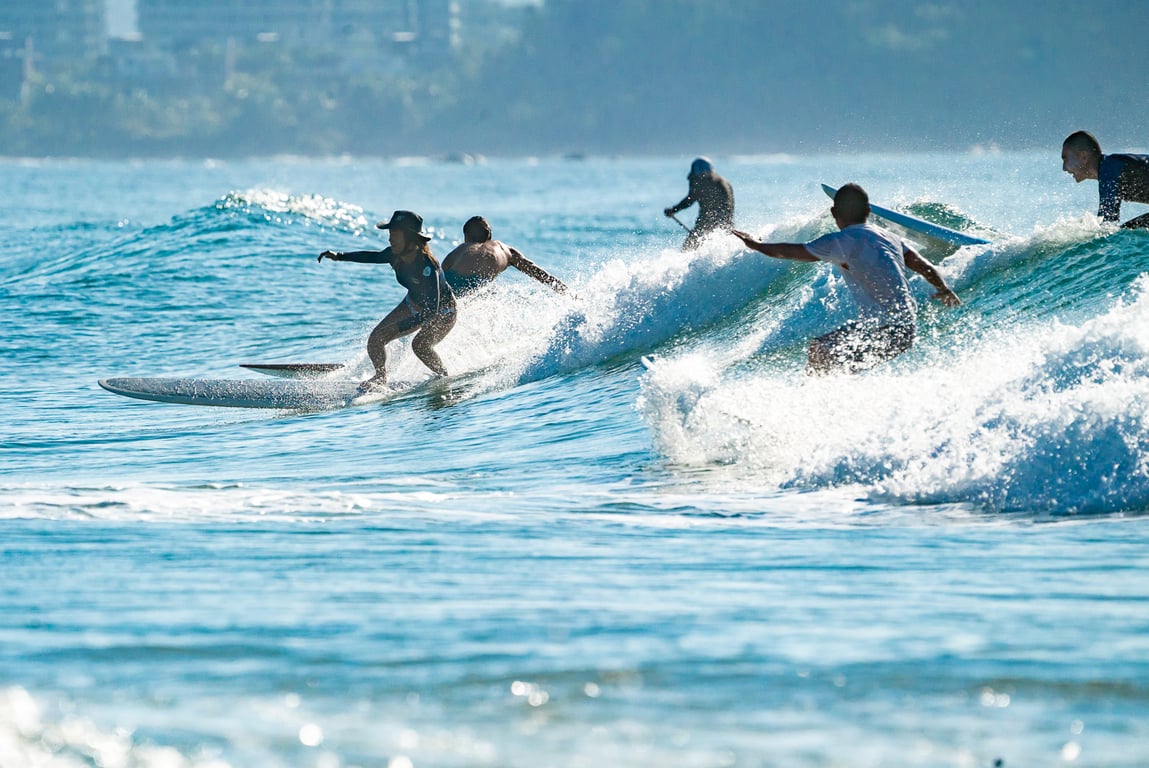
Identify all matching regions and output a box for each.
[731,230,819,262]
[508,248,568,293]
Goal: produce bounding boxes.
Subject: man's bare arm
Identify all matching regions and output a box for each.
[904,248,960,306]
[508,247,568,293]
[731,230,819,262]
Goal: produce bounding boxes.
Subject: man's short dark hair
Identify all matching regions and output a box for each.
[463,215,492,242]
[834,183,870,225]
[1063,130,1102,158]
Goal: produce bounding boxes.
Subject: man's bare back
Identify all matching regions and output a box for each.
[442,240,515,280]
[442,216,568,296]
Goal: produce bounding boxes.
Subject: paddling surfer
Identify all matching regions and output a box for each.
[1061,130,1149,229]
[664,157,735,250]
[319,210,456,390]
[732,183,960,375]
[441,216,568,296]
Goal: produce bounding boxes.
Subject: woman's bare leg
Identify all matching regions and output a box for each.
[363,303,417,386]
[410,311,456,377]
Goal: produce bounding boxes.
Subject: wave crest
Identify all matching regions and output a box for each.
[640,275,1149,516]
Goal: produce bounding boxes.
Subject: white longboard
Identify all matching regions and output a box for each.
[100,364,494,409]
[239,362,346,379]
[821,183,990,246]
[98,377,386,409]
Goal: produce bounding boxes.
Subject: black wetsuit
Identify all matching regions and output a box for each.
[669,171,735,249]
[330,247,456,330]
[1098,153,1149,227]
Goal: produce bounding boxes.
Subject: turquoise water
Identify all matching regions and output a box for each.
[3,153,1149,766]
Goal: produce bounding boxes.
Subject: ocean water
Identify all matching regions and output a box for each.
[3,152,1149,767]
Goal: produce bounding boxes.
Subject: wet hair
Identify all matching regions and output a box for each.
[833,183,870,225]
[463,215,493,242]
[1063,130,1102,159]
[394,230,440,266]
[414,239,440,268]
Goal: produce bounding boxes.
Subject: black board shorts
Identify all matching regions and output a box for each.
[444,271,490,296]
[814,320,915,372]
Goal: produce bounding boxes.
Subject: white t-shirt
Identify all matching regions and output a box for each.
[803,223,916,326]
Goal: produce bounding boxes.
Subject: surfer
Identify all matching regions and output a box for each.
[319,210,456,390]
[1061,130,1149,229]
[664,157,735,250]
[441,216,568,296]
[732,183,960,375]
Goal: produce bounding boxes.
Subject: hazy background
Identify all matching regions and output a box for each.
[1,0,1145,158]
[451,0,1148,155]
[106,0,135,38]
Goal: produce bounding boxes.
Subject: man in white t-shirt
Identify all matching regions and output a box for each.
[732,183,960,374]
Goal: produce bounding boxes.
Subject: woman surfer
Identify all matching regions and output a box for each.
[319,210,456,390]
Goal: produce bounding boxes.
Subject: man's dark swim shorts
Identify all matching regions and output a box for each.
[815,320,915,372]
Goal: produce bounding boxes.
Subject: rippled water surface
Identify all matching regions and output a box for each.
[3,153,1149,766]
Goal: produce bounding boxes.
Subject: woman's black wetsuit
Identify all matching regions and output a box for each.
[330,247,456,330]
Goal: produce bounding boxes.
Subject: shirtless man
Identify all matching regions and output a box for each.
[1061,130,1149,229]
[441,216,568,296]
[732,183,960,375]
[664,157,735,251]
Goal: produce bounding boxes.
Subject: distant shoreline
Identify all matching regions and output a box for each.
[0,146,1069,164]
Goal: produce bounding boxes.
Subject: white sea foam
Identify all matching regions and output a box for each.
[221,188,372,234]
[0,482,529,523]
[501,236,796,381]
[641,276,1149,515]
